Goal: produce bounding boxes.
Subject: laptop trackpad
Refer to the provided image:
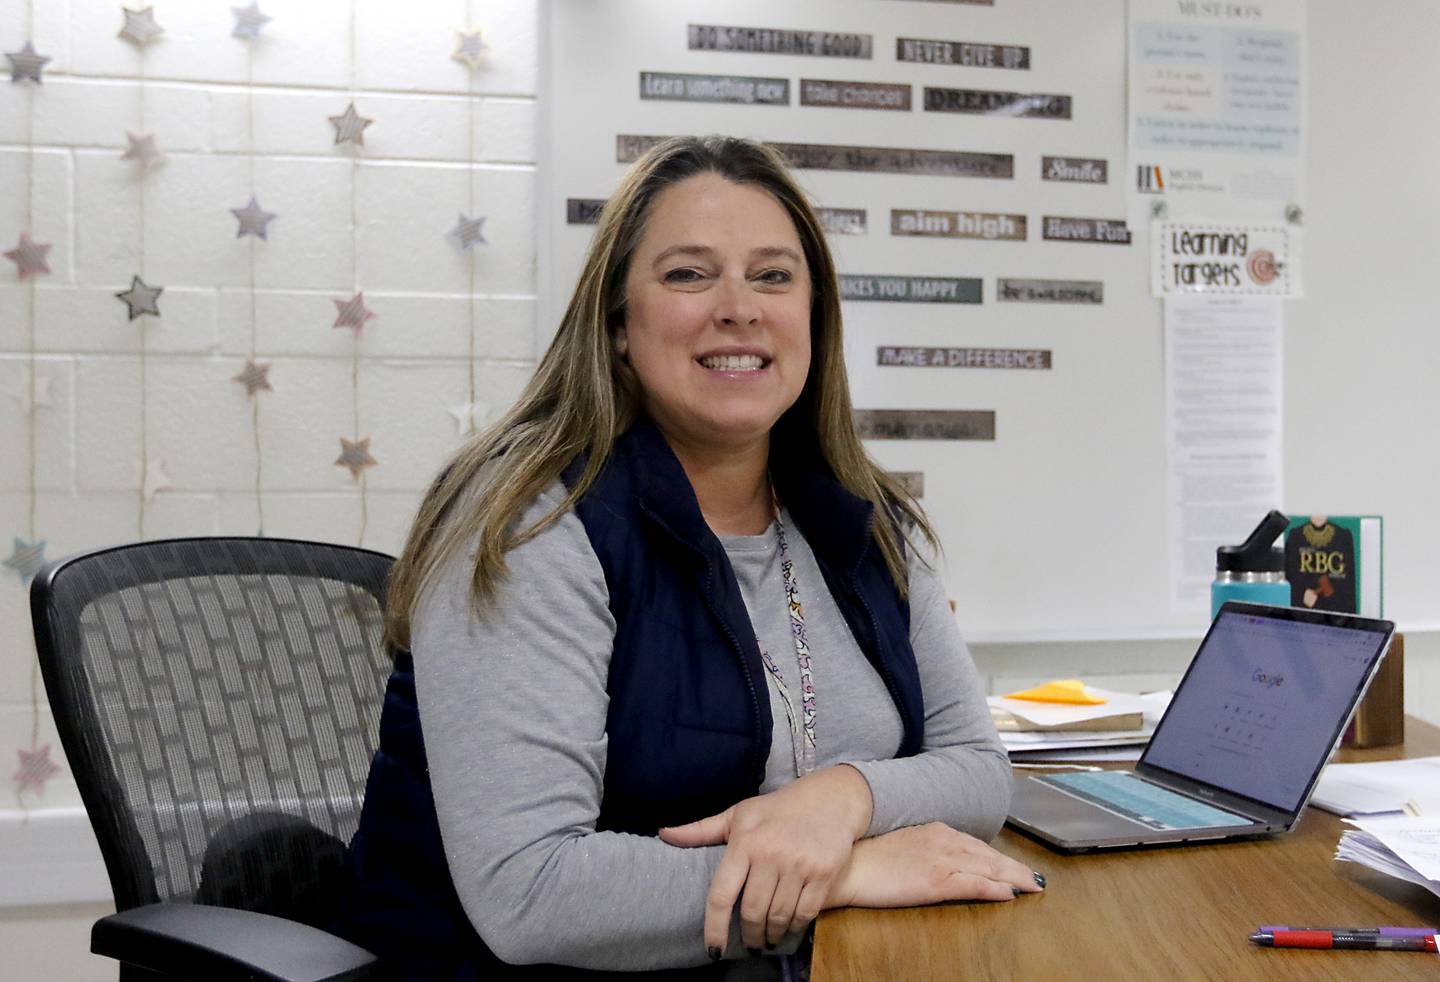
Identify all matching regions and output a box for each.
[1026,772,1252,831]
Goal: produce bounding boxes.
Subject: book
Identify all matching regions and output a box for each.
[1283,515,1383,618]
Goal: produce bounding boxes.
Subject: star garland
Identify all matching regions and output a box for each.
[449,4,491,438]
[230,3,272,534]
[115,3,166,539]
[331,0,375,545]
[10,0,60,802]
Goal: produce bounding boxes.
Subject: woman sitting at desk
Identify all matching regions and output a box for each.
[343,135,1043,979]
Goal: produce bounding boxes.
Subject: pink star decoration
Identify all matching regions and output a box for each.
[4,232,52,279]
[332,292,377,332]
[14,744,63,795]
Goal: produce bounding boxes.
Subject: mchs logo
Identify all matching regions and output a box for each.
[1136,164,1164,193]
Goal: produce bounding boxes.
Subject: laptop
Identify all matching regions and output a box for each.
[1007,601,1396,851]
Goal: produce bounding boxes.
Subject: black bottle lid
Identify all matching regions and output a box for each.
[1216,510,1289,573]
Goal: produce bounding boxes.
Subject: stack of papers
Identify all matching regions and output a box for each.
[988,687,1172,761]
[1311,757,1440,817]
[1336,816,1440,900]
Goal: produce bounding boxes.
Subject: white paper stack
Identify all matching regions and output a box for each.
[1311,756,1440,817]
[989,688,1172,760]
[1336,815,1440,900]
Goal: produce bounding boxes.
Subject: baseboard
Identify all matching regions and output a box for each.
[0,808,109,906]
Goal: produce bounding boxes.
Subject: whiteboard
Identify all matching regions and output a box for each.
[539,0,1440,640]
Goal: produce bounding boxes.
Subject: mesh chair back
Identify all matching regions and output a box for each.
[31,537,394,916]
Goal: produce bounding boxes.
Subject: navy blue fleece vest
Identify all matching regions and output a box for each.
[340,420,925,978]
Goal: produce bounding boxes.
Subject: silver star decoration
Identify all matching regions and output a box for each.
[448,401,488,435]
[448,213,487,250]
[233,358,272,396]
[230,195,277,240]
[6,41,51,84]
[4,232,52,279]
[3,537,46,582]
[332,292,376,332]
[231,3,271,40]
[116,275,163,320]
[121,131,165,171]
[119,6,165,47]
[452,30,488,71]
[14,744,63,795]
[142,456,172,501]
[335,436,377,480]
[327,101,373,146]
[9,374,56,415]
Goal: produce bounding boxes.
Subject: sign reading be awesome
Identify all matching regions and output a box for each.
[924,87,1072,118]
[855,410,996,441]
[1042,216,1132,245]
[688,24,872,58]
[878,347,1052,370]
[892,209,1026,241]
[800,79,910,111]
[640,72,788,105]
[997,278,1104,304]
[617,135,1013,179]
[840,274,982,303]
[896,38,1029,69]
[816,208,867,235]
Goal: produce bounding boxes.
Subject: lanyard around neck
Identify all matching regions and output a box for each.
[755,509,817,778]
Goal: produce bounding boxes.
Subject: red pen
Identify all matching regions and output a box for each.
[1250,930,1438,951]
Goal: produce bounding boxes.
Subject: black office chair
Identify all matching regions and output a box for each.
[31,537,394,982]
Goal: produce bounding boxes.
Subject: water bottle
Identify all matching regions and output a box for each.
[1212,510,1291,619]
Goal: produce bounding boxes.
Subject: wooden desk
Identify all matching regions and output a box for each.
[813,719,1440,981]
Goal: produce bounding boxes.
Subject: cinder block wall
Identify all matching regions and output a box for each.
[0,0,541,817]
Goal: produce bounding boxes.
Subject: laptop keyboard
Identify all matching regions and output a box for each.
[1038,771,1253,831]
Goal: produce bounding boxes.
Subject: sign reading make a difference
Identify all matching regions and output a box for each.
[1154,222,1298,297]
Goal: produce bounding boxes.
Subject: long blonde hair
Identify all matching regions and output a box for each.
[384,135,937,651]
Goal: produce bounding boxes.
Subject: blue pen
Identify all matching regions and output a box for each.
[1260,925,1438,938]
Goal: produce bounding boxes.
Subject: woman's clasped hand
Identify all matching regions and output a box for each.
[661,764,1043,957]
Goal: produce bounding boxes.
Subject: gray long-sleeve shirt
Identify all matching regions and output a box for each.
[411,480,1011,972]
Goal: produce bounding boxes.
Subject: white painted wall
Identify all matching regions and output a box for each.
[1,1,1436,977]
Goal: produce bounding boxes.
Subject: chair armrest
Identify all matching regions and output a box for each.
[91,903,380,982]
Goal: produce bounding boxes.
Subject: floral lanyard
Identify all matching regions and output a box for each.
[755,508,817,778]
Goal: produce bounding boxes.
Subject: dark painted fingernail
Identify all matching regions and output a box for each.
[708,946,722,961]
[765,942,776,951]
[1033,871,1047,888]
[1011,886,1022,897]
[747,947,761,957]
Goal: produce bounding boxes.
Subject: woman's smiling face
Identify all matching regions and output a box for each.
[618,172,813,454]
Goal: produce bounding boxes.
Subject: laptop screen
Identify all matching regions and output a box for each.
[1141,606,1391,814]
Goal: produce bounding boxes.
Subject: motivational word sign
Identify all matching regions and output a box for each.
[1042,156,1108,184]
[896,37,1028,69]
[997,278,1104,304]
[816,208,867,235]
[855,410,996,441]
[800,78,911,111]
[566,198,606,225]
[1042,216,1132,244]
[1154,222,1295,296]
[617,136,1014,179]
[923,87,1071,118]
[688,24,872,58]
[639,71,788,105]
[878,347,1052,369]
[891,209,1026,241]
[839,274,982,303]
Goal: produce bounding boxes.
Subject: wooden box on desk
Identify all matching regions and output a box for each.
[1344,632,1404,748]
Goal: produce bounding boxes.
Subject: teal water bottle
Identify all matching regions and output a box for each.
[1211,510,1291,619]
